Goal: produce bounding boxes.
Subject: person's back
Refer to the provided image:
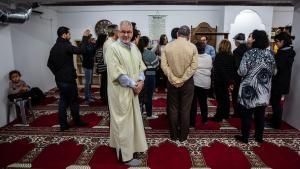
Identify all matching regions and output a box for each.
[82,41,96,69]
[233,43,248,71]
[238,48,275,108]
[143,49,159,71]
[163,37,197,78]
[214,52,235,84]
[193,53,212,89]
[48,37,80,84]
[161,25,197,142]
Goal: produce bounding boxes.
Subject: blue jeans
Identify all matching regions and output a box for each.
[145,75,156,117]
[84,68,93,101]
[56,82,80,128]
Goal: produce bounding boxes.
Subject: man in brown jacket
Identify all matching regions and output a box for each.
[161,25,198,142]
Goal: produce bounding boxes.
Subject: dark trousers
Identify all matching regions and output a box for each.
[56,82,81,128]
[167,78,194,141]
[190,86,208,126]
[100,71,108,104]
[145,75,156,117]
[240,104,266,141]
[8,87,45,106]
[270,92,283,128]
[214,82,230,119]
[232,80,241,116]
[156,67,167,90]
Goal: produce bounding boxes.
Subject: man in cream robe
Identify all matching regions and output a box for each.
[105,20,147,166]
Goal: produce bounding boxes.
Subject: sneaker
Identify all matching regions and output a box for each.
[146,115,159,120]
[125,159,142,167]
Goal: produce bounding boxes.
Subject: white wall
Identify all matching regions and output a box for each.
[283,3,300,130]
[0,4,295,127]
[272,7,294,27]
[224,6,274,49]
[56,5,225,41]
[10,7,58,92]
[0,25,16,126]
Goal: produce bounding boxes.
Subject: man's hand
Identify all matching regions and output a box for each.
[133,80,144,96]
[173,82,184,88]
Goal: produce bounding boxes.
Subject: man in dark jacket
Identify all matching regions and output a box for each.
[232,33,248,117]
[270,32,295,129]
[47,26,89,131]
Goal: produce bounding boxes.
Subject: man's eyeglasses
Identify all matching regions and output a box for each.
[120,30,133,34]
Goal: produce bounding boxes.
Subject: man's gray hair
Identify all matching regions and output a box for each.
[120,20,132,28]
[178,25,190,37]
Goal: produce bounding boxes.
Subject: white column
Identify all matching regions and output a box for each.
[283,2,300,130]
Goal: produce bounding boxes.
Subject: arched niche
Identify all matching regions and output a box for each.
[229,9,266,48]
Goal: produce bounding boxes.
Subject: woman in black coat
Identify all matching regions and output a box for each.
[211,39,235,122]
[270,32,296,129]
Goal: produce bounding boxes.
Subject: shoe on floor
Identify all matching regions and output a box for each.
[210,116,222,122]
[146,115,159,120]
[75,121,88,127]
[255,138,264,143]
[125,159,142,166]
[60,125,69,132]
[234,135,248,144]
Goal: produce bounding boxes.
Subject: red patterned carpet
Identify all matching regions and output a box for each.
[1,87,300,169]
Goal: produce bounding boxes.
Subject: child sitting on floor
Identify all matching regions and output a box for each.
[8,70,45,106]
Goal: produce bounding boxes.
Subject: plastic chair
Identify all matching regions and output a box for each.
[7,97,34,125]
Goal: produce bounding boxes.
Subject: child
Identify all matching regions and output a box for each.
[8,70,45,106]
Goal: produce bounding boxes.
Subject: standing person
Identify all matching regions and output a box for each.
[232,33,248,117]
[105,20,147,166]
[161,25,198,142]
[94,34,108,104]
[170,27,179,42]
[235,30,276,143]
[82,33,96,103]
[198,36,216,99]
[47,26,88,131]
[211,39,235,122]
[190,42,212,126]
[103,24,119,62]
[101,24,118,103]
[270,32,295,129]
[131,29,141,45]
[200,36,216,59]
[138,36,160,120]
[153,34,168,91]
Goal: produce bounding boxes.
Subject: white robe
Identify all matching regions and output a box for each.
[106,41,148,161]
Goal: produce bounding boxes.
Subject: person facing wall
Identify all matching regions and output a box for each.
[161,25,198,142]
